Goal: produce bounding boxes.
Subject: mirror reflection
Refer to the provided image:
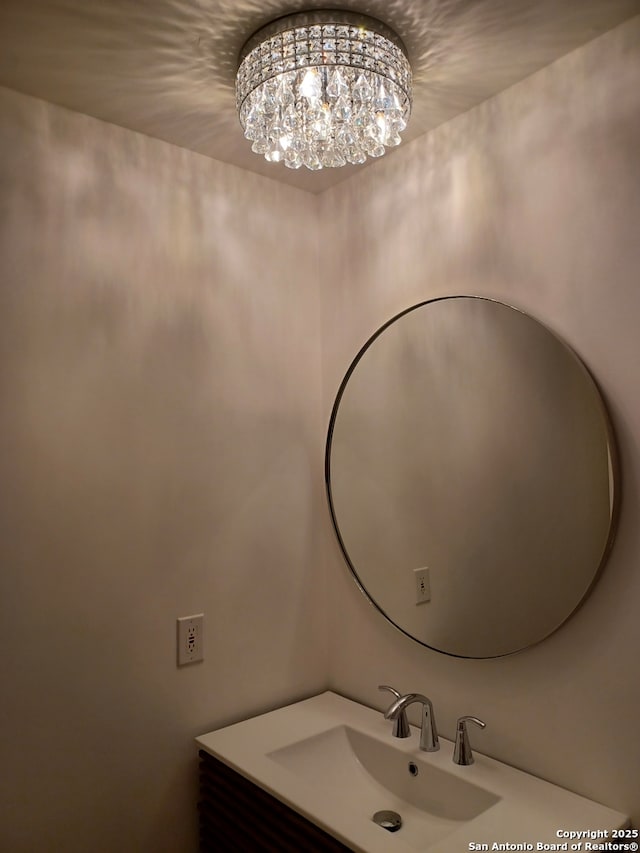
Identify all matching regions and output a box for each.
[326,297,617,658]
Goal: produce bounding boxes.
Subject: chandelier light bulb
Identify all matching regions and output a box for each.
[236,11,412,170]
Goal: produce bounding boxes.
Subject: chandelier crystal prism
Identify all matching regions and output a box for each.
[236,10,412,170]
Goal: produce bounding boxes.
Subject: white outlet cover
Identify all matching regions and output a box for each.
[177,614,204,666]
[414,567,431,604]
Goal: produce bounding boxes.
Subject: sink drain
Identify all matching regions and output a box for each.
[372,810,402,832]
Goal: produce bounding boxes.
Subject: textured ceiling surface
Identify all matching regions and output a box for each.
[1,0,639,192]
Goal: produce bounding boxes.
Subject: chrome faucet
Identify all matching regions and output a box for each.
[378,685,410,738]
[383,692,439,752]
[453,716,486,765]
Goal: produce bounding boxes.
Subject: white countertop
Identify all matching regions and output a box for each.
[196,691,630,853]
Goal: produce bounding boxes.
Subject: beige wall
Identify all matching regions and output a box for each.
[321,16,640,825]
[0,87,327,851]
[1,12,639,851]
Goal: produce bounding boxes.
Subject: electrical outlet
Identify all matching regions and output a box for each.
[414,567,431,604]
[177,614,204,666]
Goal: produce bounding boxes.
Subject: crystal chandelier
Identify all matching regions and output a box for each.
[236,10,412,170]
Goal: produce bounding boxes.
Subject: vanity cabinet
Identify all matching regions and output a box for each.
[196,693,631,851]
[198,749,351,852]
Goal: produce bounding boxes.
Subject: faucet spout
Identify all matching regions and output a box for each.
[384,693,439,752]
[378,685,411,738]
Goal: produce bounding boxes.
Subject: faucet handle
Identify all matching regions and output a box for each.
[453,716,486,766]
[378,685,411,738]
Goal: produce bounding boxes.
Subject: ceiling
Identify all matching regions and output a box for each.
[1,0,639,193]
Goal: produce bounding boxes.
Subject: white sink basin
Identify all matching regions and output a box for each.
[196,692,629,853]
[268,724,499,849]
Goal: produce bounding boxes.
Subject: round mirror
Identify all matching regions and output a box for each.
[326,297,617,658]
